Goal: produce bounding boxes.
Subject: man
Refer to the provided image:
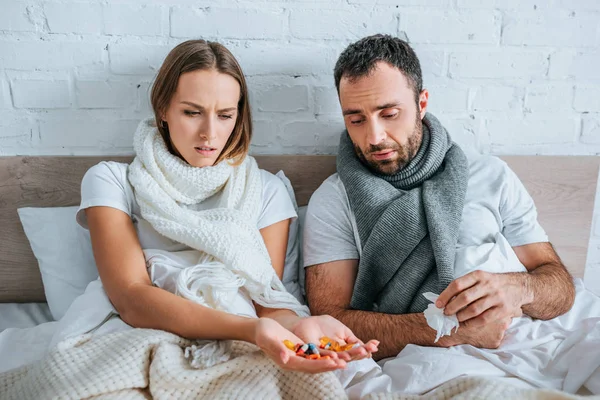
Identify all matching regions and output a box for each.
[302,34,593,395]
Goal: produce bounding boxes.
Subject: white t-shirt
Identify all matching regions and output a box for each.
[77,161,297,253]
[303,155,548,278]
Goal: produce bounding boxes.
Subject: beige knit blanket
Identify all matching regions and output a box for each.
[0,328,346,400]
[0,328,592,400]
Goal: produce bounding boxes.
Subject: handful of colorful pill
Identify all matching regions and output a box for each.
[283,336,360,359]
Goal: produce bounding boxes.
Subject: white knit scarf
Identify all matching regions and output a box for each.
[128,119,309,320]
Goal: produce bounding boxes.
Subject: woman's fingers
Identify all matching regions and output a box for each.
[363,339,380,353]
[318,348,345,361]
[335,339,379,361]
[282,354,346,373]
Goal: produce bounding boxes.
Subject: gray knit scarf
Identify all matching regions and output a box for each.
[337,113,469,314]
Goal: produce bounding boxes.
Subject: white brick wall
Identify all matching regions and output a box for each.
[402,10,500,44]
[0,0,599,286]
[104,5,164,37]
[45,3,103,34]
[11,79,71,109]
[449,51,548,79]
[0,2,37,32]
[75,80,136,109]
[255,85,310,113]
[524,84,574,113]
[574,85,600,112]
[171,8,287,39]
[502,11,598,47]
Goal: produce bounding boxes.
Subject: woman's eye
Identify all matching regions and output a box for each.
[350,119,364,125]
[219,114,233,120]
[184,110,200,116]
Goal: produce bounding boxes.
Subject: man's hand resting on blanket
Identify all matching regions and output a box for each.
[289,315,380,362]
[438,316,512,349]
[436,270,527,328]
[253,317,350,373]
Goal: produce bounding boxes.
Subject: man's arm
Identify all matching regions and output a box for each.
[438,242,575,326]
[306,260,510,360]
[515,242,575,318]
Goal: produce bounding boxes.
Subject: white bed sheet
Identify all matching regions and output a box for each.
[0,302,53,332]
[0,302,57,374]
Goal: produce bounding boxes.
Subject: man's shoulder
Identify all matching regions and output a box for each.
[468,154,508,173]
[308,173,353,216]
[312,173,347,201]
[467,154,512,183]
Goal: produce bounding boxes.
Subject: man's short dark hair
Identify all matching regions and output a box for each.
[334,34,423,102]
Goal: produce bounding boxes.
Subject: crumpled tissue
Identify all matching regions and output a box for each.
[422,292,460,343]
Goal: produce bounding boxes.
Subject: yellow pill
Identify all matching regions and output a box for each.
[283,340,295,351]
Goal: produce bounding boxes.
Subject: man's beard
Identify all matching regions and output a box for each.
[354,115,423,176]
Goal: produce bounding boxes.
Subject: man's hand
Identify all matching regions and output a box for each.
[439,317,511,349]
[436,271,532,327]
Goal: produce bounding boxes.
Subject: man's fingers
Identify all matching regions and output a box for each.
[437,272,480,308]
[456,296,495,322]
[463,306,503,328]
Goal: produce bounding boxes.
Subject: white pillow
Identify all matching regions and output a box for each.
[275,171,306,304]
[17,206,98,321]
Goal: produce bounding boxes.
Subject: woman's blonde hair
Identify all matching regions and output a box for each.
[151,40,252,165]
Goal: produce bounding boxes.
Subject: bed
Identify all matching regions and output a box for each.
[1,154,599,398]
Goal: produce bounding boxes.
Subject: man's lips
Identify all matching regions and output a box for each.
[371,150,396,160]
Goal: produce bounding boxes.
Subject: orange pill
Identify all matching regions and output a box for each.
[308,354,319,360]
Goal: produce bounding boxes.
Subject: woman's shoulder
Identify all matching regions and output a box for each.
[258,168,294,203]
[253,168,297,230]
[85,161,129,181]
[81,161,132,196]
[258,168,283,186]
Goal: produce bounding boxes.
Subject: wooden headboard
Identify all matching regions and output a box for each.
[1,155,599,303]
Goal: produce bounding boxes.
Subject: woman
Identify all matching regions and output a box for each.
[78,39,378,373]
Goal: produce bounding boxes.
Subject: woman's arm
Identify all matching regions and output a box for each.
[255,218,298,325]
[86,206,257,341]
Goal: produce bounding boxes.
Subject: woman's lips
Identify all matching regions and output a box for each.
[194,147,216,156]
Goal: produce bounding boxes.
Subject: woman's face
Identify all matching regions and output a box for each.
[162,69,241,168]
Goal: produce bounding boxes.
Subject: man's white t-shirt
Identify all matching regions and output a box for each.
[303,155,549,279]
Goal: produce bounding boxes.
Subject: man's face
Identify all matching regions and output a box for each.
[339,61,428,175]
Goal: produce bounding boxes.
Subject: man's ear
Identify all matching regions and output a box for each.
[418,89,429,119]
